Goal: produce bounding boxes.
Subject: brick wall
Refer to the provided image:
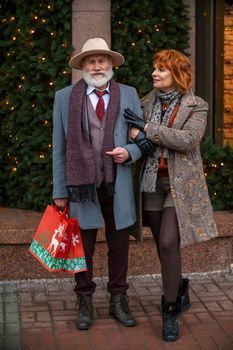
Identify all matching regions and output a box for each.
[224,4,233,146]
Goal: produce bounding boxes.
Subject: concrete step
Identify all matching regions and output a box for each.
[0,207,233,280]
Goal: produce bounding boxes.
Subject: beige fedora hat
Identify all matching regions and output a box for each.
[69,37,125,70]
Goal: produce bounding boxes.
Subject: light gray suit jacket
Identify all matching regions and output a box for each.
[52,82,142,230]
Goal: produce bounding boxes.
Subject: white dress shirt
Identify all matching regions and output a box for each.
[86,83,110,113]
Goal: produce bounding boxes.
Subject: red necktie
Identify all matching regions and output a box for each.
[94,90,107,121]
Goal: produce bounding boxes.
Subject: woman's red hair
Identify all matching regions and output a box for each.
[153,49,192,93]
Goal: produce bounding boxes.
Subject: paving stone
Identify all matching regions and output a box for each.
[1,273,233,350]
[5,334,22,350]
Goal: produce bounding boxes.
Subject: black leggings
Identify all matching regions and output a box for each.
[143,207,182,303]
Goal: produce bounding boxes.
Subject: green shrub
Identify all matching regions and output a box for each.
[201,138,233,211]
[0,0,72,211]
[111,0,190,97]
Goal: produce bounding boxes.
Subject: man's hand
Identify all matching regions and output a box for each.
[54,198,68,208]
[106,147,129,163]
[124,108,145,131]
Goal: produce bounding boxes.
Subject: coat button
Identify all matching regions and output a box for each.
[154,135,160,143]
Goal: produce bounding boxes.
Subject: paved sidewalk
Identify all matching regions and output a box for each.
[1,271,233,350]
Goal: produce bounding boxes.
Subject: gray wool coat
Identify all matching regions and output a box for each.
[52,82,143,231]
[137,88,219,248]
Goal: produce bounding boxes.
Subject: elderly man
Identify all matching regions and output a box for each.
[52,38,145,330]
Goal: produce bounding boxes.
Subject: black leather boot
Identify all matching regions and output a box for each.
[76,295,93,330]
[109,293,137,327]
[178,278,191,312]
[161,295,181,342]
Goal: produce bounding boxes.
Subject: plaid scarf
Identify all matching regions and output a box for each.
[66,79,120,203]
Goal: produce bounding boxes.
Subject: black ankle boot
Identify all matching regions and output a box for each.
[178,278,191,312]
[161,296,181,342]
[76,295,93,330]
[109,293,136,327]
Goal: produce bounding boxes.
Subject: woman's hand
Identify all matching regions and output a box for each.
[133,131,157,156]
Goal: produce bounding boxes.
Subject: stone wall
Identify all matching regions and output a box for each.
[224,4,233,146]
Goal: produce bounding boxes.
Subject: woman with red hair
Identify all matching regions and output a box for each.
[124,49,218,342]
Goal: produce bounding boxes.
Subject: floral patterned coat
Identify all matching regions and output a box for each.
[136,88,218,248]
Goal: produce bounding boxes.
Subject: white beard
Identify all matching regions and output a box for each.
[82,69,113,88]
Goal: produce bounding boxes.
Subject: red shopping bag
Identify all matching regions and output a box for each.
[29,205,87,273]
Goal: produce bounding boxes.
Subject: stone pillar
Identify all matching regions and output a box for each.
[71,0,111,83]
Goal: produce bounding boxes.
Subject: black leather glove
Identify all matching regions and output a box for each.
[124,108,145,131]
[134,131,157,157]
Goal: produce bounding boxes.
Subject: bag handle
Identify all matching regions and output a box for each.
[52,203,69,218]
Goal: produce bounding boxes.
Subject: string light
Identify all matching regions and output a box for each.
[11,167,17,173]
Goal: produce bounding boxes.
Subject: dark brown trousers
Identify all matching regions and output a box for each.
[74,183,130,296]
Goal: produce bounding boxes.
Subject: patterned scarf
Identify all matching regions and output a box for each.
[66,79,120,203]
[141,89,181,193]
